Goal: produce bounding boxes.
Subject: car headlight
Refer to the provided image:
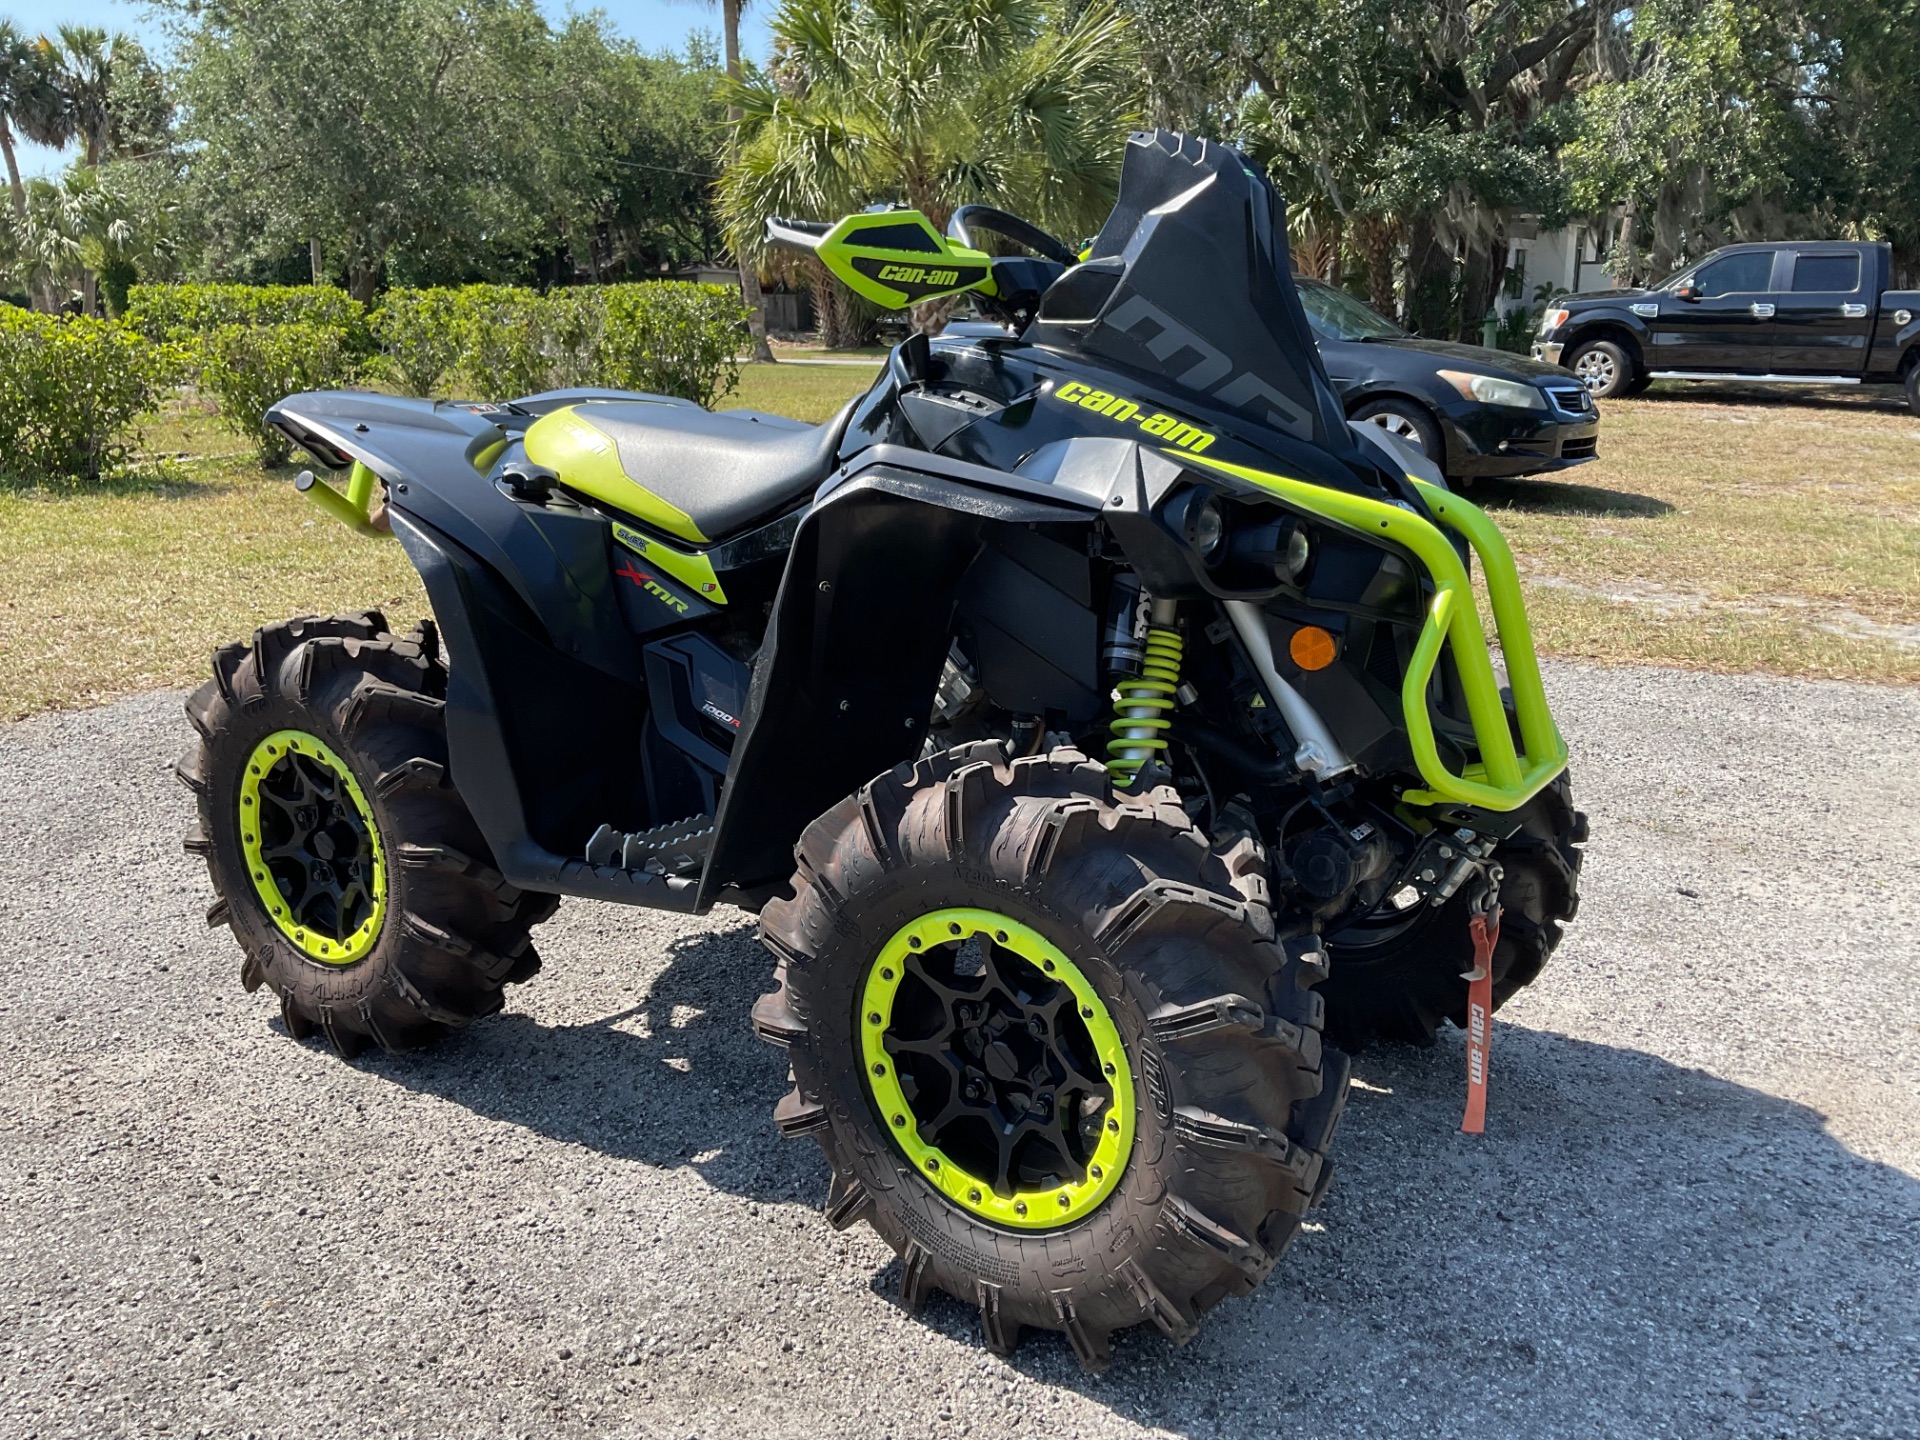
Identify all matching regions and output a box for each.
[1436,370,1547,411]
[1540,307,1570,332]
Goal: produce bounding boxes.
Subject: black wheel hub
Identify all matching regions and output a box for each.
[883,936,1114,1198]
[256,751,377,942]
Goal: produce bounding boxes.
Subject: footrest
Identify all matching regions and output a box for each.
[584,814,714,876]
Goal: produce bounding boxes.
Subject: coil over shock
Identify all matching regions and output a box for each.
[1105,581,1183,786]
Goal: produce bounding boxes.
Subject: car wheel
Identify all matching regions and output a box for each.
[1568,339,1636,399]
[1904,362,1919,415]
[1352,400,1444,463]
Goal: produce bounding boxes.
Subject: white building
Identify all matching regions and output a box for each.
[1497,218,1622,316]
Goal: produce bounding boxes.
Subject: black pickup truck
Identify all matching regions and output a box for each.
[1533,240,1920,409]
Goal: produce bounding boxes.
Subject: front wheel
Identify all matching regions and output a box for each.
[1352,398,1444,463]
[1317,771,1586,1049]
[1568,338,1637,399]
[1904,362,1919,415]
[753,743,1347,1369]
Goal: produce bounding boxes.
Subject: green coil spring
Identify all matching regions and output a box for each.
[1106,625,1182,785]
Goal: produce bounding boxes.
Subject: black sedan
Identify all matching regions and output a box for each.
[1296,278,1601,484]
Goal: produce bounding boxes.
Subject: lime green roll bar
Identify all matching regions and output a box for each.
[1191,456,1568,813]
[295,461,385,535]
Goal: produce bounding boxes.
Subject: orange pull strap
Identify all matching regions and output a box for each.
[1460,907,1500,1134]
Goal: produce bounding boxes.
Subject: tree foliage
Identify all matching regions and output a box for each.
[718,0,1140,328]
[1129,0,1920,329]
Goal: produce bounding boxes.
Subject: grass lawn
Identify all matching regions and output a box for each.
[2,364,1915,720]
[1472,380,1920,683]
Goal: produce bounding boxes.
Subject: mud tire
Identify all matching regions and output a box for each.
[1318,771,1586,1049]
[754,742,1347,1369]
[178,611,558,1057]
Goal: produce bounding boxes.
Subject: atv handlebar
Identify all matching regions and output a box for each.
[945,205,1079,267]
[765,217,832,254]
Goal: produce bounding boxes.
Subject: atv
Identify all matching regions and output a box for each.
[181,131,1584,1368]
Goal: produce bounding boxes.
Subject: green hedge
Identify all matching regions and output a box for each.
[369,281,747,406]
[198,322,362,464]
[595,283,746,408]
[124,284,373,353]
[0,309,177,480]
[0,281,750,479]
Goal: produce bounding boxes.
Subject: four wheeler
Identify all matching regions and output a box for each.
[181,130,1585,1368]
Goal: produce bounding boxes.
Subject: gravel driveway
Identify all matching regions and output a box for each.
[2,663,1916,1440]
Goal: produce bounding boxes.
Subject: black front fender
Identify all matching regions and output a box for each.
[700,452,1095,903]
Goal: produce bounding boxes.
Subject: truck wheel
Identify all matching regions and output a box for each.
[753,742,1346,1369]
[1905,361,1919,414]
[1568,339,1636,398]
[1317,771,1585,1049]
[177,611,558,1057]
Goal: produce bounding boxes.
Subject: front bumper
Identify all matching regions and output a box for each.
[1191,455,1569,813]
[1531,341,1564,365]
[1443,404,1599,479]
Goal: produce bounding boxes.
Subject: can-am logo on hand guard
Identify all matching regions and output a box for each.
[1101,295,1316,440]
[877,264,961,286]
[1050,380,1218,453]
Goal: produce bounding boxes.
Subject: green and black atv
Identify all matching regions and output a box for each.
[181,130,1584,1367]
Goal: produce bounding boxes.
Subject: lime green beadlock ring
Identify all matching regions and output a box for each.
[860,908,1136,1230]
[238,729,386,964]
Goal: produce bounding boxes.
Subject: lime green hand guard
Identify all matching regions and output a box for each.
[765,210,996,310]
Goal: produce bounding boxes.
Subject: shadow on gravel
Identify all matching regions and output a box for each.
[357,921,822,1205]
[972,1026,1920,1434]
[358,927,1919,1434]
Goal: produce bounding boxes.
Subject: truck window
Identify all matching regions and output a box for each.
[1692,252,1773,297]
[1789,253,1861,292]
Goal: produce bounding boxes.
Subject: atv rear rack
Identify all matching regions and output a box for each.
[1192,457,1567,813]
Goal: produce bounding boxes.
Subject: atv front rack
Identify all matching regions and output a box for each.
[1192,457,1567,813]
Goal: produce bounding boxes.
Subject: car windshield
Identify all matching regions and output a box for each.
[1294,278,1406,341]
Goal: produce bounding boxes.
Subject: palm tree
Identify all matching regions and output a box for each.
[713,0,777,362]
[0,21,61,222]
[46,26,120,166]
[719,0,1139,333]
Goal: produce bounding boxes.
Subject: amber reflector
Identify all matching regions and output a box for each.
[1289,625,1338,671]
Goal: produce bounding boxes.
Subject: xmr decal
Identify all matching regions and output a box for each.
[615,557,691,615]
[1049,380,1218,453]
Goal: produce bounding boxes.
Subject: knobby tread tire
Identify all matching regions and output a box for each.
[1318,770,1586,1049]
[755,742,1345,1369]
[179,611,557,1056]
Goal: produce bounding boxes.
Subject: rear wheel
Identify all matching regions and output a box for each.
[1568,338,1636,399]
[1317,771,1585,1049]
[754,742,1346,1369]
[178,611,557,1057]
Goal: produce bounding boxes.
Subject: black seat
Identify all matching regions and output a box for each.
[568,397,856,541]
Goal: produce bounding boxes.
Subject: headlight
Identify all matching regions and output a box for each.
[1540,307,1570,332]
[1436,370,1547,411]
[1164,487,1227,560]
[1280,523,1310,581]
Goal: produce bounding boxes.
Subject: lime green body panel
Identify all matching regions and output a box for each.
[524,405,708,543]
[610,521,728,605]
[814,211,996,310]
[860,908,1135,1230]
[238,729,386,964]
[1190,455,1568,813]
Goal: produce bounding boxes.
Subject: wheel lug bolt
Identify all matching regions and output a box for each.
[1027,1017,1045,1037]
